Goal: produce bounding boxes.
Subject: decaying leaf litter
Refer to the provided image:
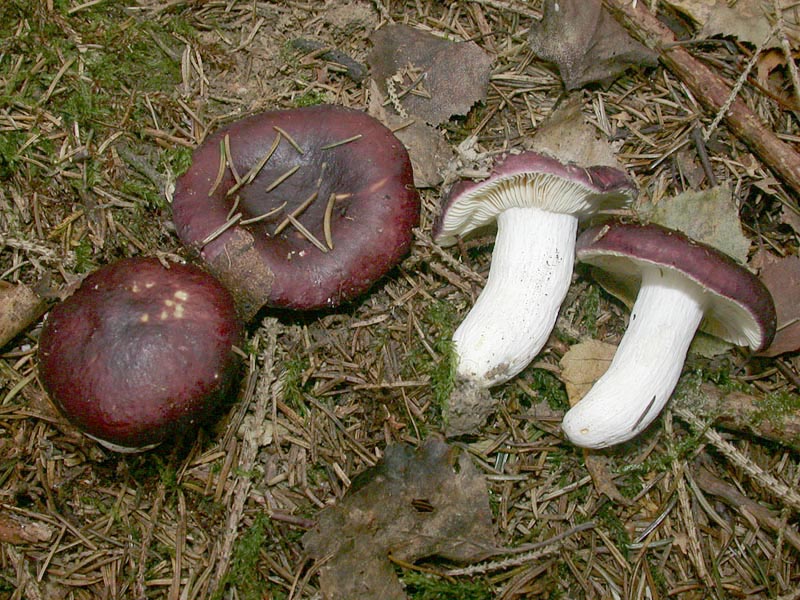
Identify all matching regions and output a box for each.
[1,0,800,598]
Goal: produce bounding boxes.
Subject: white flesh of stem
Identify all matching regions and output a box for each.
[453,206,577,387]
[561,267,706,449]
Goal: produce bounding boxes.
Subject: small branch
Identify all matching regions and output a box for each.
[0,282,47,349]
[672,382,800,453]
[675,407,800,512]
[603,0,800,201]
[694,465,800,553]
[208,319,280,596]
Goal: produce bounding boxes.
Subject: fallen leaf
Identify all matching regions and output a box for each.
[637,184,751,264]
[780,203,800,235]
[665,0,800,48]
[757,48,787,88]
[526,94,624,169]
[559,339,616,406]
[368,24,493,126]
[757,253,800,356]
[559,341,630,504]
[367,80,454,188]
[527,0,658,90]
[302,437,495,600]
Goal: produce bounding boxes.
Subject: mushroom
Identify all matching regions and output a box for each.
[562,221,777,449]
[172,104,419,320]
[37,257,243,452]
[433,152,636,394]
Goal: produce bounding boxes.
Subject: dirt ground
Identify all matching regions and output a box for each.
[1,1,800,599]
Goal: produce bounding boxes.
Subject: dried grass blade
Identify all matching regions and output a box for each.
[226,132,283,197]
[223,134,242,184]
[273,126,304,154]
[320,134,362,150]
[208,138,228,197]
[265,164,300,192]
[285,214,328,253]
[240,201,287,225]
[323,193,336,250]
[273,191,318,236]
[201,212,242,246]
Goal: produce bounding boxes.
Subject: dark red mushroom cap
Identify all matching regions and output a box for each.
[37,258,243,452]
[433,151,636,246]
[576,221,777,352]
[172,104,419,319]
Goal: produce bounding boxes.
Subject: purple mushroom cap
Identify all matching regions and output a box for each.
[433,151,637,246]
[576,221,777,351]
[37,258,243,452]
[172,104,419,319]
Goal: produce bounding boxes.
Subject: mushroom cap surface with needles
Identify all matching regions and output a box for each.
[172,105,419,318]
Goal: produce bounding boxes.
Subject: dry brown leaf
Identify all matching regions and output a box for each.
[559,339,616,406]
[757,253,800,356]
[666,0,799,48]
[302,437,495,600]
[367,80,454,188]
[559,341,630,503]
[636,185,751,263]
[527,0,658,90]
[526,94,624,168]
[780,203,800,235]
[368,24,492,126]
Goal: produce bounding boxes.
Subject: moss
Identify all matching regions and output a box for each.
[74,237,97,273]
[401,571,493,600]
[213,513,270,600]
[579,284,601,336]
[293,89,329,107]
[527,368,569,412]
[282,356,312,412]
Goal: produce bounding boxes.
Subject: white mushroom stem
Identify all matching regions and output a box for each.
[561,267,706,449]
[453,206,577,387]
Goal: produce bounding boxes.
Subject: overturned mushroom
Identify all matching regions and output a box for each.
[37,258,243,452]
[172,104,419,319]
[433,152,635,433]
[562,221,777,449]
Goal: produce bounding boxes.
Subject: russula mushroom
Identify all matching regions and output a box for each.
[37,257,243,452]
[433,152,636,391]
[562,221,777,449]
[172,104,419,319]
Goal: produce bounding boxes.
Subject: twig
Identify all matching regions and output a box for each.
[671,382,800,453]
[208,319,280,596]
[702,20,779,142]
[441,521,596,576]
[694,465,800,553]
[675,407,800,512]
[603,0,800,200]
